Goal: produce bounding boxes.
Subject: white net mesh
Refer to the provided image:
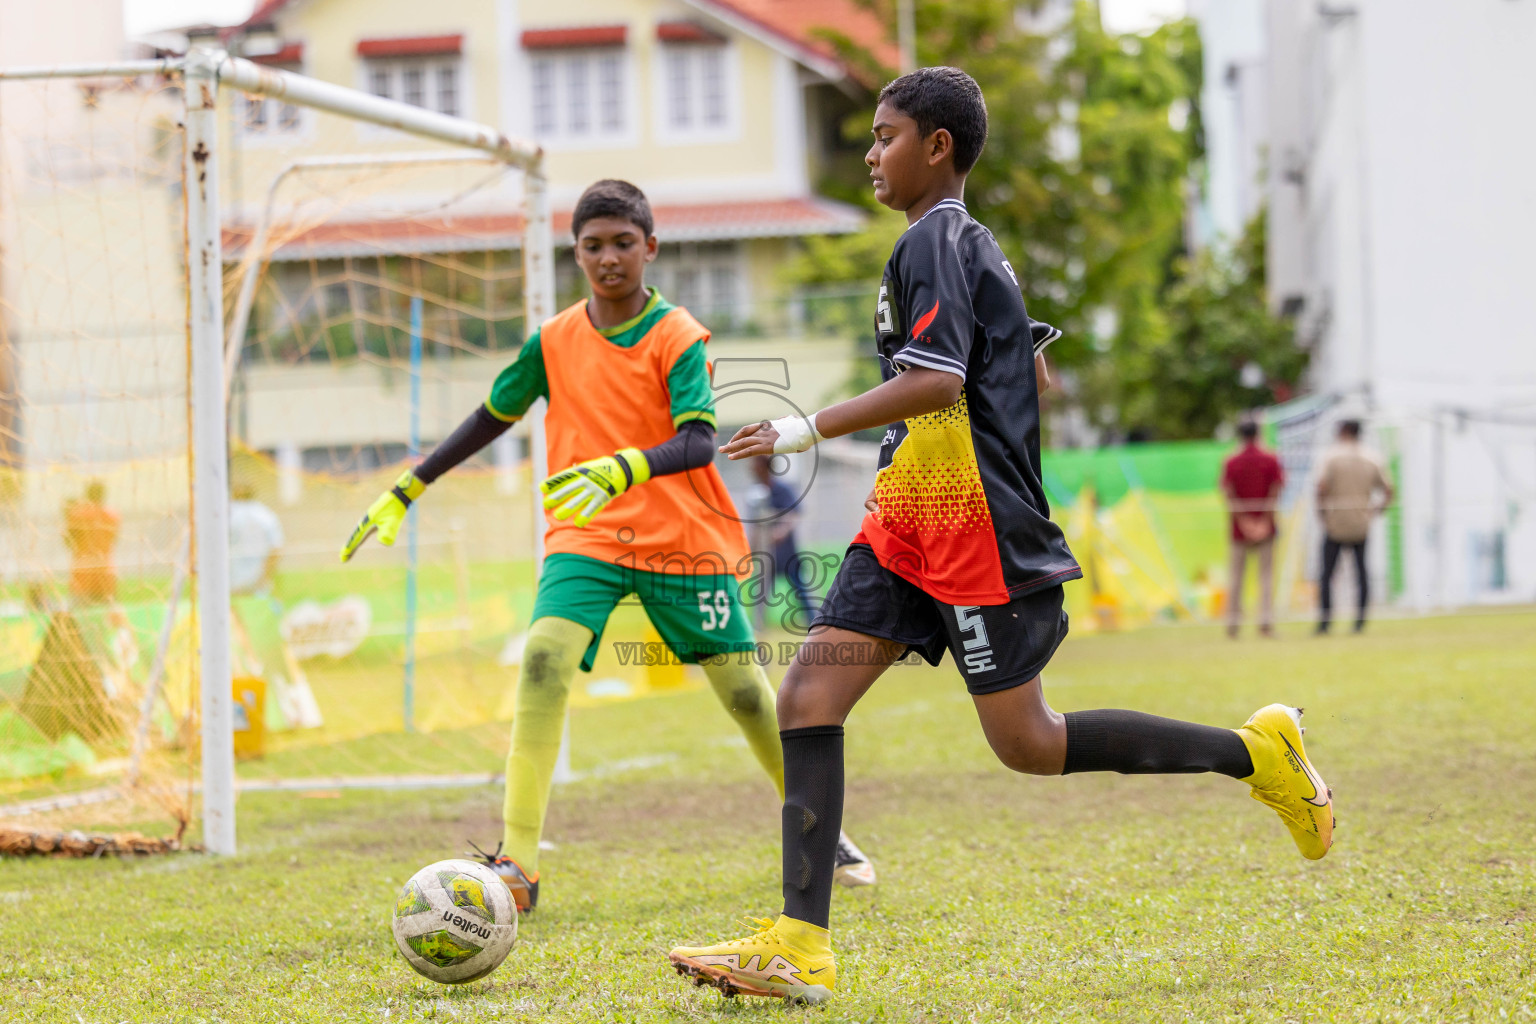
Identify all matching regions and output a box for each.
[0,66,579,845]
[222,152,539,785]
[0,72,195,837]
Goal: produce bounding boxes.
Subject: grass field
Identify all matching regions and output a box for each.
[3,610,1535,1022]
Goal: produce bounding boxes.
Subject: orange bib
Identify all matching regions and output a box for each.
[539,300,749,576]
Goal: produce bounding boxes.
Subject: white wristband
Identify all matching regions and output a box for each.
[768,412,826,454]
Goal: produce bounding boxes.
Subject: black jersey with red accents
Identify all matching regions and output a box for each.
[856,198,1081,605]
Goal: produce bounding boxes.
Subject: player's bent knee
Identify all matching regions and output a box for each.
[520,617,588,694]
[520,644,571,693]
[776,671,838,729]
[986,729,1062,776]
[728,683,764,718]
[991,744,1056,776]
[775,674,813,726]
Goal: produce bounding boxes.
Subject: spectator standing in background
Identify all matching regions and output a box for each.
[1315,420,1394,634]
[229,480,284,596]
[751,455,816,631]
[1220,421,1285,638]
[63,479,121,605]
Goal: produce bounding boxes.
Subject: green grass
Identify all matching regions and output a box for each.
[4,610,1536,1022]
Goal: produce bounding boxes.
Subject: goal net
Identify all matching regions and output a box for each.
[0,54,605,852]
[0,69,196,844]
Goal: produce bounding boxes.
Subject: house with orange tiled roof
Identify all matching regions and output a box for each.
[197,0,899,464]
[214,0,899,326]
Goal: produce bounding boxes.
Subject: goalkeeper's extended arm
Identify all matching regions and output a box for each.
[540,420,714,528]
[339,405,511,561]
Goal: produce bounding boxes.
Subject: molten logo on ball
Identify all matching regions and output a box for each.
[391,859,517,984]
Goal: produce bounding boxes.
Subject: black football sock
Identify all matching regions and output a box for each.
[779,725,844,930]
[1062,710,1254,779]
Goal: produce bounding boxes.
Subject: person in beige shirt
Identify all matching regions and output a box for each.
[1315,420,1394,633]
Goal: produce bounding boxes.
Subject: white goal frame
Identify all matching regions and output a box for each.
[0,48,554,855]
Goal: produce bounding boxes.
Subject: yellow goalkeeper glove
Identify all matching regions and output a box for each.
[540,448,650,528]
[339,470,426,562]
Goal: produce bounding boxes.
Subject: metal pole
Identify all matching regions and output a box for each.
[897,0,917,73]
[404,296,423,733]
[185,47,236,856]
[1432,411,1446,610]
[0,58,183,80]
[521,167,571,783]
[522,169,554,568]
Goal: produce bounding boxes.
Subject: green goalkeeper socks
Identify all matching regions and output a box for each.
[502,622,786,870]
[701,658,786,799]
[501,616,592,871]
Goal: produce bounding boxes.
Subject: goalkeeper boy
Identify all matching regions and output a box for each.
[341,179,874,911]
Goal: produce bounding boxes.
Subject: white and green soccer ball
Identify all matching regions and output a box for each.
[391,859,518,984]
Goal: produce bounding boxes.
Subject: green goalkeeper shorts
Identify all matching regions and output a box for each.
[531,553,757,671]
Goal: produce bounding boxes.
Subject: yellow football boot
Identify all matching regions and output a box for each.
[669,915,836,1004]
[1237,704,1334,859]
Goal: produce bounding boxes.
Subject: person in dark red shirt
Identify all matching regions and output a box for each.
[1220,421,1285,637]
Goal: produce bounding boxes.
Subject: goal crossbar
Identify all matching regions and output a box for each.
[217,56,542,170]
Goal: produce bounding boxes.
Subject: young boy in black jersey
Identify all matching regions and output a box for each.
[666,67,1334,1005]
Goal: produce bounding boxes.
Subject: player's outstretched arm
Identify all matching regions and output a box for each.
[339,405,513,561]
[719,367,961,460]
[342,332,546,561]
[541,420,715,528]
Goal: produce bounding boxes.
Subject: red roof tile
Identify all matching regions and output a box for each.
[224,197,865,261]
[656,20,726,44]
[250,42,304,66]
[520,25,628,49]
[690,0,899,76]
[356,34,464,58]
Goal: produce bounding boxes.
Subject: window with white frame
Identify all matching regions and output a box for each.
[652,242,744,328]
[365,58,462,117]
[658,42,734,139]
[557,241,746,330]
[529,49,628,141]
[242,64,303,134]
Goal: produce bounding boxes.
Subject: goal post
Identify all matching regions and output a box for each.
[184,48,236,856]
[0,48,552,856]
[200,48,553,855]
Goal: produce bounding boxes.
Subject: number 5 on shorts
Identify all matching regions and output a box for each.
[697,589,730,631]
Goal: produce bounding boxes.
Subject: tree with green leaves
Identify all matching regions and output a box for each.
[1121,211,1305,438]
[793,0,1302,441]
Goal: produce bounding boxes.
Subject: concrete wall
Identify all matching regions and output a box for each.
[1189,0,1266,246]
[1261,0,1536,607]
[237,334,860,454]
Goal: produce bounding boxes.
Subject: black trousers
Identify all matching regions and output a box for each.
[1320,537,1368,626]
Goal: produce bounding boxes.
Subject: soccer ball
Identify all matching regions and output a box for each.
[391,859,518,984]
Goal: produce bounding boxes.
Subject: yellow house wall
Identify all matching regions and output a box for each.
[211,0,860,462]
[220,0,809,209]
[221,0,514,219]
[520,0,803,203]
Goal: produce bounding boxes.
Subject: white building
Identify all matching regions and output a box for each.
[1188,0,1265,247]
[1257,0,1536,609]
